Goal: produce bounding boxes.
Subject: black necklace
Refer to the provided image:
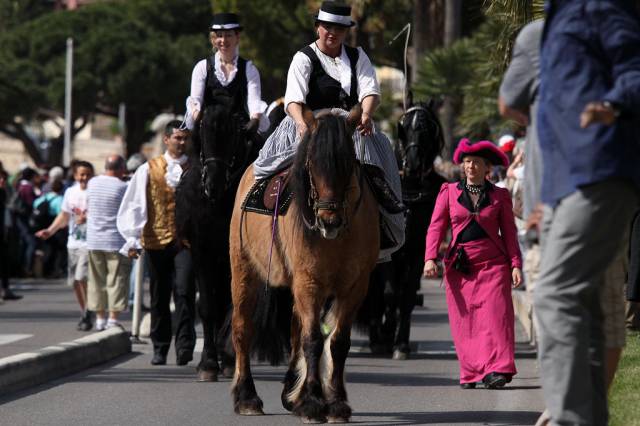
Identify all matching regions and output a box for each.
[465,182,484,194]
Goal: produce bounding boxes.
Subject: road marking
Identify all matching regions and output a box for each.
[0,334,33,345]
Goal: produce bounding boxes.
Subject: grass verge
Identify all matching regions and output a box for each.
[610,330,640,426]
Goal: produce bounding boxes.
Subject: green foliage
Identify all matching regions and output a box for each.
[0,0,212,158]
[609,331,640,426]
[414,0,545,140]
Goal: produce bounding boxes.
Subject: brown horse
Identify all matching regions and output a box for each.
[229,106,380,423]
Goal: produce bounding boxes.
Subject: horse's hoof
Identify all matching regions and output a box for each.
[392,349,408,360]
[222,366,235,378]
[237,406,265,416]
[197,370,218,382]
[369,344,387,355]
[327,400,351,423]
[301,416,327,424]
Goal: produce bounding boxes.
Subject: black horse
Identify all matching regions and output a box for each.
[358,100,446,360]
[175,91,262,381]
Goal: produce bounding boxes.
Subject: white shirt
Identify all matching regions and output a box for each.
[86,175,128,252]
[284,43,380,113]
[185,51,269,132]
[60,183,88,250]
[117,152,188,255]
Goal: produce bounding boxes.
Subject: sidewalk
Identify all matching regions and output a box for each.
[0,278,133,359]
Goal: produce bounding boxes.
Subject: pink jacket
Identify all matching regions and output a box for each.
[424,182,522,269]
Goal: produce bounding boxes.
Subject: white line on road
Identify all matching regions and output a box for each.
[0,334,33,345]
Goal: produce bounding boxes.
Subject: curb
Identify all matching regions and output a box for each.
[0,327,131,395]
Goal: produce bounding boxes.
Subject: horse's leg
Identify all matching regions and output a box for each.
[366,265,387,355]
[194,253,220,381]
[290,281,327,422]
[322,277,369,423]
[393,258,419,360]
[281,310,301,411]
[230,266,263,415]
[214,251,235,378]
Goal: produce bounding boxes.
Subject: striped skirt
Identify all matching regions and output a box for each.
[253,111,404,261]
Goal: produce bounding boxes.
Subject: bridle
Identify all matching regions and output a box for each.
[302,156,363,233]
[199,115,253,200]
[399,105,431,177]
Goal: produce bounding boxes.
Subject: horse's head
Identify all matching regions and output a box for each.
[292,105,362,240]
[198,92,245,205]
[397,100,444,179]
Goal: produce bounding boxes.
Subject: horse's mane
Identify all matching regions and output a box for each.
[290,114,357,240]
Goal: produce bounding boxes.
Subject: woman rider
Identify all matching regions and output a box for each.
[253,1,404,261]
[185,13,269,134]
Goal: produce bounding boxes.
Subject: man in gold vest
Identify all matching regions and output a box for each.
[117,120,196,366]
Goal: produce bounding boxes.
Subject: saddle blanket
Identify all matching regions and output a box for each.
[241,168,293,216]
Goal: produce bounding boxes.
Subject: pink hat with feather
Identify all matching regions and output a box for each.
[453,138,509,168]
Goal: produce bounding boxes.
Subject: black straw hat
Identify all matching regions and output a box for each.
[210,13,243,31]
[315,1,355,28]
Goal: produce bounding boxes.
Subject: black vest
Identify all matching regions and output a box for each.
[203,55,250,122]
[300,45,359,110]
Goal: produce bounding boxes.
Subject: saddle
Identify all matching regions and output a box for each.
[241,164,405,218]
[241,168,294,216]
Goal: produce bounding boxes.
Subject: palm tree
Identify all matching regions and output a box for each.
[414,0,544,157]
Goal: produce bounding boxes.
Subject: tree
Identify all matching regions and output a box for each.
[0,0,211,164]
[414,0,545,154]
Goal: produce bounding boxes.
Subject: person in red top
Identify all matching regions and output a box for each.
[424,138,522,389]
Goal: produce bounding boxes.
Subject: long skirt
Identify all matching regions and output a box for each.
[253,111,404,260]
[444,238,517,384]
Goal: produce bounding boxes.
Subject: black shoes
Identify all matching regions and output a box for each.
[151,351,167,366]
[3,290,23,300]
[77,311,93,331]
[483,372,507,389]
[460,383,476,389]
[176,351,193,366]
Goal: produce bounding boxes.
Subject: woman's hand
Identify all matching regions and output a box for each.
[357,112,373,136]
[423,259,439,278]
[295,120,309,139]
[512,267,523,288]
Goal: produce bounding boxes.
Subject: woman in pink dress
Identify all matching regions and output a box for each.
[423,138,523,389]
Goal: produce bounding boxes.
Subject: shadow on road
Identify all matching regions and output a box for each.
[352,410,541,425]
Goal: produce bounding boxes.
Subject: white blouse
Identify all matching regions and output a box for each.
[116,152,188,255]
[185,51,269,131]
[284,43,381,113]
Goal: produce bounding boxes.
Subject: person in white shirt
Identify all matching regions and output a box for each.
[36,161,95,331]
[253,1,404,261]
[117,121,196,366]
[185,12,268,135]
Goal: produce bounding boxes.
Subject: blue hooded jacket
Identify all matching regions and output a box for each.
[538,0,640,205]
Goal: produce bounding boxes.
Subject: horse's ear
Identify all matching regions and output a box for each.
[346,104,363,130]
[301,104,317,131]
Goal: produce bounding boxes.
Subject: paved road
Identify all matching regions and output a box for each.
[0,278,545,425]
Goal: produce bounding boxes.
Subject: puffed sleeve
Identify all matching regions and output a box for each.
[498,188,523,269]
[355,47,380,101]
[185,59,208,130]
[117,163,150,256]
[424,183,451,262]
[284,51,313,113]
[245,60,270,132]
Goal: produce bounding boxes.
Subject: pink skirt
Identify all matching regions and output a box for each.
[444,238,516,384]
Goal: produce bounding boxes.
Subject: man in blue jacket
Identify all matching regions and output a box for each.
[534,1,640,425]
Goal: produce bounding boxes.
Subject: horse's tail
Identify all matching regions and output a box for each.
[251,285,293,366]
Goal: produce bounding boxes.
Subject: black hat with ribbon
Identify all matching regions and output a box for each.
[210,13,243,32]
[315,1,355,28]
